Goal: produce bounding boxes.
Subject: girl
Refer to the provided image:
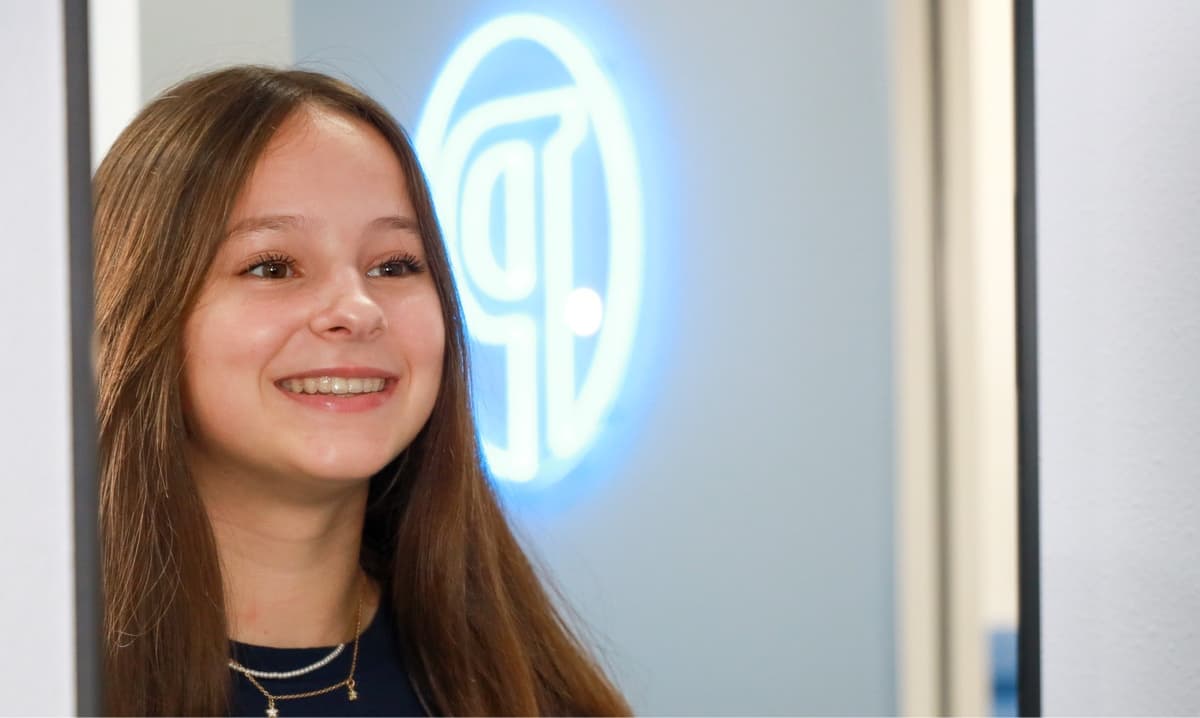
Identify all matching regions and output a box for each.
[94,65,630,717]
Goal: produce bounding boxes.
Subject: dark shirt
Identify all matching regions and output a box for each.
[228,602,426,716]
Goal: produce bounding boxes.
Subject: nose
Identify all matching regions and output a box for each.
[309,269,386,340]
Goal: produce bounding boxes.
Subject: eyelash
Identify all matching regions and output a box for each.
[241,252,426,279]
[242,252,295,279]
[369,252,426,278]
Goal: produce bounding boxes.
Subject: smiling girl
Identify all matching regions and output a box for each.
[94,66,630,716]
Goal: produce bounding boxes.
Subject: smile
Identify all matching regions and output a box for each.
[279,377,389,395]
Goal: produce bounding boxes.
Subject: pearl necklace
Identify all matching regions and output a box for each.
[228,642,345,679]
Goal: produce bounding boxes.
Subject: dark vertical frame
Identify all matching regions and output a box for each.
[926,0,952,713]
[63,0,101,713]
[1014,0,1041,715]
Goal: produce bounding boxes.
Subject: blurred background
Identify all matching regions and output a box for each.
[16,1,1199,714]
[10,0,1030,714]
[87,1,1022,714]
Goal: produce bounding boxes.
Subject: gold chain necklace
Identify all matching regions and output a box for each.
[233,574,366,718]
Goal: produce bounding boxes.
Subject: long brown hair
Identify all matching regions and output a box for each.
[94,65,630,716]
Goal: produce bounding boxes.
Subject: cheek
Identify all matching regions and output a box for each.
[181,296,301,416]
[390,292,447,374]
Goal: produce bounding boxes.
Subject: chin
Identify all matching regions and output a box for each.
[289,440,404,482]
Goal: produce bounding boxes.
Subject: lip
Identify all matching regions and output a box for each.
[276,366,398,381]
[274,367,399,413]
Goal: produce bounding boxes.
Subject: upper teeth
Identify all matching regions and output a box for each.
[282,377,387,395]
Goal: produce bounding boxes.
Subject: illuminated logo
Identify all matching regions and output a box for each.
[416,14,643,486]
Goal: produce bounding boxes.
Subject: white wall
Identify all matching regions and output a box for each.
[1037,1,1200,713]
[0,2,78,714]
[90,0,139,167]
[138,0,292,101]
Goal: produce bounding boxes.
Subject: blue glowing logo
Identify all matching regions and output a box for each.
[416,14,643,486]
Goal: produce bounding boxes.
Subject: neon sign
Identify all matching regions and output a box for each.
[415,14,643,486]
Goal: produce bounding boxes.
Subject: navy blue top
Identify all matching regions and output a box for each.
[228,601,427,716]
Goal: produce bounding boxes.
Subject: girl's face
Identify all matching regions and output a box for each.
[182,108,445,485]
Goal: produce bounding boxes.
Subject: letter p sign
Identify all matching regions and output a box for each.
[416,14,643,487]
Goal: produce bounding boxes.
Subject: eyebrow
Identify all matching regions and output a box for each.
[225,214,421,239]
[368,215,421,233]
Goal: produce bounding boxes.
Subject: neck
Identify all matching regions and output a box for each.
[190,450,381,648]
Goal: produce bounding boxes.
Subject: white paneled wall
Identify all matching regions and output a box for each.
[1037,1,1200,713]
[0,2,78,714]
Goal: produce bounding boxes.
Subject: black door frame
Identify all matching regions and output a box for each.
[1014,0,1042,715]
[64,0,101,713]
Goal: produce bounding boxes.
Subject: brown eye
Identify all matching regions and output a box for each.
[367,261,408,278]
[367,254,425,278]
[247,260,294,279]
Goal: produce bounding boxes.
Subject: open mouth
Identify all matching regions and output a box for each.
[278,376,390,396]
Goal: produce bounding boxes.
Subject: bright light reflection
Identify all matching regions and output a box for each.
[565,287,604,337]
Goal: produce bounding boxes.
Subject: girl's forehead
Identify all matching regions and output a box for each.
[231,110,414,227]
[253,109,396,177]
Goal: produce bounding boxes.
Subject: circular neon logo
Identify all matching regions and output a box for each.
[416,14,643,486]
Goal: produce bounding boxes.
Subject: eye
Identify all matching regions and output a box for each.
[243,253,296,279]
[367,252,426,278]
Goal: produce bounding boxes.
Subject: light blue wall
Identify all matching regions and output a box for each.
[295,1,896,713]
